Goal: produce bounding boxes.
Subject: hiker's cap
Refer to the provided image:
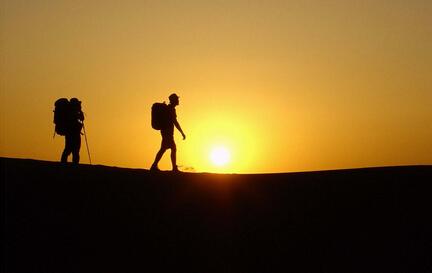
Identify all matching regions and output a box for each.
[169,93,179,101]
[70,98,81,104]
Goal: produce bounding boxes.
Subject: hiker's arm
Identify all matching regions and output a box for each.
[79,111,85,122]
[174,119,186,140]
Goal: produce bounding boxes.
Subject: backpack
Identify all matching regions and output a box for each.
[151,102,169,130]
[53,98,70,136]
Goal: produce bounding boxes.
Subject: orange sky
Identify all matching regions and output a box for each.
[1,0,431,173]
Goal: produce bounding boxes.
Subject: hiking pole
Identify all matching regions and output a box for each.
[82,123,92,164]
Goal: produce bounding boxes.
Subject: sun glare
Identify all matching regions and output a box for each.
[210,146,231,167]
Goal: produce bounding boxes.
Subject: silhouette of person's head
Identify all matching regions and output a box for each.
[70,98,82,111]
[169,93,179,106]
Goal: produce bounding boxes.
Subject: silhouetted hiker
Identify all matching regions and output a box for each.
[151,93,186,172]
[54,98,84,164]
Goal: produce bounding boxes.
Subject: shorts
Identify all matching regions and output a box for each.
[161,131,176,149]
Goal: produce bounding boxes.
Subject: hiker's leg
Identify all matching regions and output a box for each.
[61,135,72,163]
[72,134,81,164]
[61,149,69,163]
[152,147,166,168]
[170,144,177,171]
[72,152,80,165]
[152,133,170,169]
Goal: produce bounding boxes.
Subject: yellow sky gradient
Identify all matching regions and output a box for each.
[1,0,431,173]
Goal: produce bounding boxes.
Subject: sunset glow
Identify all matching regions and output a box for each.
[1,1,431,173]
[210,146,231,167]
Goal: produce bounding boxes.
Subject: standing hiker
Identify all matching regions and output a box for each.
[151,93,186,172]
[54,98,84,164]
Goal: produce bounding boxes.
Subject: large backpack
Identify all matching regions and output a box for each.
[151,102,169,130]
[53,98,70,136]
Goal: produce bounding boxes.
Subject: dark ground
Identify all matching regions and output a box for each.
[2,157,432,273]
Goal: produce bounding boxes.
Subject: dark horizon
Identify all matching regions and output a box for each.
[3,157,432,272]
[2,156,432,174]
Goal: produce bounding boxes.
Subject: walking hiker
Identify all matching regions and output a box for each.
[54,98,85,164]
[151,93,186,172]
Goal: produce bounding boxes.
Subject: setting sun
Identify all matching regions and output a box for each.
[210,146,231,167]
[1,1,431,174]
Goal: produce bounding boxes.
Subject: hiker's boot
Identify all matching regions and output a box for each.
[150,165,160,172]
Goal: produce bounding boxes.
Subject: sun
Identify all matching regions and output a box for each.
[210,146,231,167]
